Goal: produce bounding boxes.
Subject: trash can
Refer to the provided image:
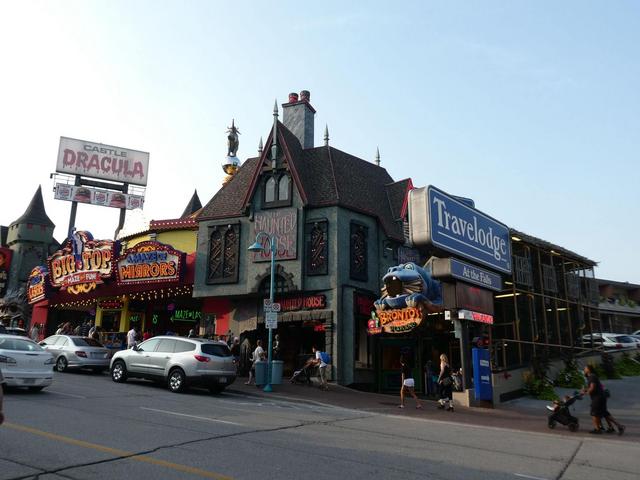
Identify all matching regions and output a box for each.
[255,360,268,386]
[270,360,284,385]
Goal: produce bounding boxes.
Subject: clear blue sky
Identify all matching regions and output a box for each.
[1,1,638,282]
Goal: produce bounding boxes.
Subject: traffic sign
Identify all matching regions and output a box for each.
[265,311,278,329]
[264,301,281,313]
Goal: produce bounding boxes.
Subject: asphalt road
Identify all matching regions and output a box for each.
[1,371,639,480]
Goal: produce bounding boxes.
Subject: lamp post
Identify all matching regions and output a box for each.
[248,231,277,392]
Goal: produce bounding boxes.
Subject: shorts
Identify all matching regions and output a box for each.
[403,378,415,388]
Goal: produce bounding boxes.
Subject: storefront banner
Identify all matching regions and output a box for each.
[455,283,494,315]
[253,208,297,261]
[274,294,325,312]
[368,307,423,334]
[27,266,48,304]
[54,183,145,210]
[170,309,202,322]
[458,309,494,325]
[408,185,512,274]
[56,137,149,186]
[48,231,115,295]
[0,247,12,297]
[430,257,502,292]
[116,241,183,286]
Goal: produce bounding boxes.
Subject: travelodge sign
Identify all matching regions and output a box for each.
[408,186,512,274]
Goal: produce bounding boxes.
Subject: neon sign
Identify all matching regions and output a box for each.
[116,241,183,286]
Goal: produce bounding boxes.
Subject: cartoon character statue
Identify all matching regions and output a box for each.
[374,262,443,313]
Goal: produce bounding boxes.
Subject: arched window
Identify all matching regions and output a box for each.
[265,177,276,203]
[278,175,290,201]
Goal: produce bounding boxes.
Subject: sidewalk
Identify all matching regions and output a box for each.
[227,375,639,442]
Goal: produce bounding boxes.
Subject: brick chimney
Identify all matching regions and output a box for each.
[282,90,316,149]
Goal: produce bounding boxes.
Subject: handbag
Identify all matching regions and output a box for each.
[441,376,453,387]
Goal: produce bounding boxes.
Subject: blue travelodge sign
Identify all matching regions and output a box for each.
[408,186,512,274]
[450,258,502,292]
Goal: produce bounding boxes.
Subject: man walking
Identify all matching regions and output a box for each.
[127,326,138,349]
[311,346,329,391]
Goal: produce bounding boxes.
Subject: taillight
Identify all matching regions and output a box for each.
[194,355,210,362]
[76,351,88,358]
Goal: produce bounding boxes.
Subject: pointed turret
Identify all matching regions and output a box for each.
[10,186,54,228]
[258,137,263,155]
[324,124,329,146]
[271,99,279,169]
[375,147,380,166]
[181,190,202,218]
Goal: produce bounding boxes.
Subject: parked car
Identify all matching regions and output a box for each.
[110,336,236,393]
[0,334,55,391]
[633,330,640,336]
[4,327,28,337]
[581,333,639,350]
[39,335,111,373]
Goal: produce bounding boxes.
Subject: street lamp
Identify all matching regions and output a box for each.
[248,231,277,392]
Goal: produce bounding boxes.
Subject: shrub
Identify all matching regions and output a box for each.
[616,352,640,376]
[599,352,622,379]
[523,371,558,400]
[555,350,585,389]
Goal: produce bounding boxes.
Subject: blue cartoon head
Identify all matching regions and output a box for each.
[376,262,443,312]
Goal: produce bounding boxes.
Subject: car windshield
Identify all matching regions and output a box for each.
[613,335,635,343]
[0,337,45,351]
[201,344,231,357]
[72,338,104,347]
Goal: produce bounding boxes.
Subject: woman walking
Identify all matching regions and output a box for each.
[398,355,422,409]
[582,365,625,435]
[437,354,454,411]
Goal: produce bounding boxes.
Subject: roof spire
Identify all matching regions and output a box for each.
[375,147,380,166]
[258,137,263,154]
[271,98,278,169]
[324,124,329,146]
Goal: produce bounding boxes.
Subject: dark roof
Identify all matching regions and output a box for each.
[181,190,202,218]
[1,226,7,247]
[385,179,413,221]
[198,122,407,241]
[198,157,260,220]
[10,186,55,228]
[596,278,640,290]
[510,228,597,266]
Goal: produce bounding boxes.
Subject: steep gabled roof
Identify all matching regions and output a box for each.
[198,122,407,241]
[10,185,55,228]
[181,190,202,218]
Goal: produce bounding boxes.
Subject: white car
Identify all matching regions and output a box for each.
[0,334,55,391]
[581,333,639,350]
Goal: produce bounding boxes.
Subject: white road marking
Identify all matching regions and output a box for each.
[140,407,243,426]
[46,390,87,399]
[514,474,550,480]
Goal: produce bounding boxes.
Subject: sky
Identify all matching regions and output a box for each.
[1,1,638,282]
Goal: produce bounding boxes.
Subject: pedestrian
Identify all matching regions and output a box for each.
[230,337,240,372]
[142,330,152,341]
[582,365,625,435]
[399,354,422,409]
[273,334,281,360]
[0,365,5,425]
[311,346,329,391]
[437,354,454,411]
[80,320,91,337]
[246,340,265,385]
[127,326,137,349]
[29,323,40,342]
[188,329,196,338]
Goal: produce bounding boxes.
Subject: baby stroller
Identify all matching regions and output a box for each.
[546,392,582,431]
[290,362,314,385]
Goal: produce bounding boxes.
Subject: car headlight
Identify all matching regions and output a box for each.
[0,354,17,364]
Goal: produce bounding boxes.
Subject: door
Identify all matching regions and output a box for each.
[128,337,161,375]
[146,339,176,377]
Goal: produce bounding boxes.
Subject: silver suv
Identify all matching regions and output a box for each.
[110,336,236,393]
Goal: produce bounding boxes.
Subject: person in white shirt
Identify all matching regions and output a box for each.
[30,323,40,342]
[127,327,137,349]
[311,346,328,391]
[245,340,265,385]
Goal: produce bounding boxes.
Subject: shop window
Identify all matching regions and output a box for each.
[305,220,328,276]
[263,173,292,208]
[350,223,368,281]
[566,273,580,299]
[514,254,533,287]
[207,224,240,284]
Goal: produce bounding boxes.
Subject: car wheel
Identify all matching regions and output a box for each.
[208,385,225,394]
[28,386,44,393]
[568,422,579,432]
[56,356,68,372]
[111,360,128,383]
[168,368,187,393]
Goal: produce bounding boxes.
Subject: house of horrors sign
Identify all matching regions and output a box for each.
[48,231,115,295]
[253,208,297,261]
[116,241,183,286]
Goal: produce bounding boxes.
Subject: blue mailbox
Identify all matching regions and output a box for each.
[472,348,493,401]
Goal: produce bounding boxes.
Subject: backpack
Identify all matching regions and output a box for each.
[320,351,331,364]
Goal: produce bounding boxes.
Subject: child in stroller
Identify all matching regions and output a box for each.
[290,357,316,385]
[547,392,583,431]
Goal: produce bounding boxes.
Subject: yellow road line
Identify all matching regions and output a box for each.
[4,422,234,480]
